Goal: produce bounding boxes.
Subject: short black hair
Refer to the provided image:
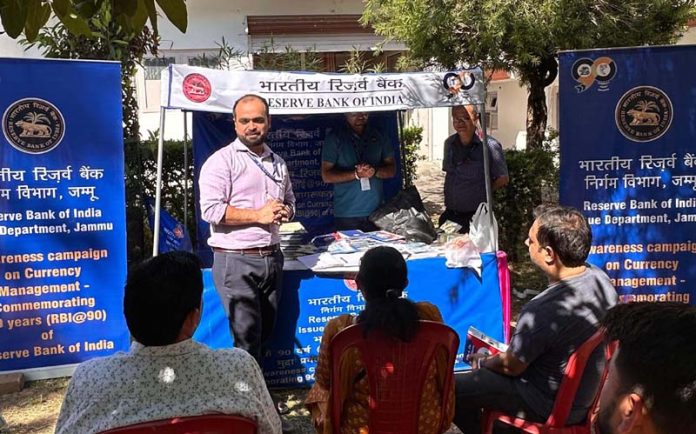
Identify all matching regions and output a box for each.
[602,302,696,434]
[124,251,203,346]
[356,246,408,298]
[534,205,591,267]
[232,94,270,119]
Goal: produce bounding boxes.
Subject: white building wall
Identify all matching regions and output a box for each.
[157,0,365,51]
[677,26,696,45]
[0,25,43,58]
[486,79,529,150]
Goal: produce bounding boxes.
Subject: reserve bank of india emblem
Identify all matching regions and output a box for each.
[615,86,672,142]
[3,98,65,154]
[182,73,212,103]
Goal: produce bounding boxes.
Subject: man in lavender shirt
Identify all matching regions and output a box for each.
[199,94,295,365]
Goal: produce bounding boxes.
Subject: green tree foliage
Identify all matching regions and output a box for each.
[254,39,324,72]
[362,0,694,149]
[399,124,424,188]
[0,0,186,42]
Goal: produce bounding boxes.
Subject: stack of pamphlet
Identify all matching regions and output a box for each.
[297,229,445,272]
[279,222,315,260]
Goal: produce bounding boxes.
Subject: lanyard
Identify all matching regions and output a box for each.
[247,152,283,185]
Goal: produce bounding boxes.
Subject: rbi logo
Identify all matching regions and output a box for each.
[3,98,65,154]
[615,86,673,142]
[343,278,358,291]
[173,224,185,239]
[182,73,212,103]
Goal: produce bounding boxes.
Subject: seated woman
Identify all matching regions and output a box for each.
[305,246,454,434]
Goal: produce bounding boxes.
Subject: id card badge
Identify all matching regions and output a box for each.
[360,177,371,191]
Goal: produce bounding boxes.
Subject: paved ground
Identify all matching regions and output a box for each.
[415,159,446,219]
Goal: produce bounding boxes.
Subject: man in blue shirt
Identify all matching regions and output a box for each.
[441,105,508,234]
[321,112,396,231]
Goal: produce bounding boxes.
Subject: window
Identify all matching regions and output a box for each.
[143,56,175,80]
[485,91,498,131]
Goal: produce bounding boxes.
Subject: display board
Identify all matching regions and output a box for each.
[559,46,696,305]
[0,58,130,376]
[194,254,506,386]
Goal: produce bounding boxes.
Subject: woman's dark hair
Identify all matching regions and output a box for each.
[356,246,420,341]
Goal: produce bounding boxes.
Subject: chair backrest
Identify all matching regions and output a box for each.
[330,320,459,434]
[99,414,257,434]
[546,328,613,428]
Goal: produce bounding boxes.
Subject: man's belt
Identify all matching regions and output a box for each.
[213,244,280,256]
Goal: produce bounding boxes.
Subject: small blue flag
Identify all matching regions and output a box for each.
[145,197,193,253]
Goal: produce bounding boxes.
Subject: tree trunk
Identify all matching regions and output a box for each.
[524,56,558,150]
[526,83,547,150]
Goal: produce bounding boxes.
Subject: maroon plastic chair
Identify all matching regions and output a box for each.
[330,320,459,434]
[482,329,616,434]
[99,414,257,434]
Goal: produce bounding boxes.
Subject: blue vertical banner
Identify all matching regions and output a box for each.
[559,46,696,306]
[0,58,130,374]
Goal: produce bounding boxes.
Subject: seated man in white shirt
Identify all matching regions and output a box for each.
[55,251,281,434]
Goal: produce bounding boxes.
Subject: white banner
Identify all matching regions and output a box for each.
[161,65,485,114]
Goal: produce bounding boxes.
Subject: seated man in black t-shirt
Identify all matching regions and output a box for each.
[453,206,618,433]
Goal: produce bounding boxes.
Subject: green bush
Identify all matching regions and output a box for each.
[494,136,559,262]
[125,134,195,262]
[400,124,424,188]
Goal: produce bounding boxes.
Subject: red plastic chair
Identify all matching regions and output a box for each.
[482,328,616,434]
[99,414,257,434]
[330,320,459,434]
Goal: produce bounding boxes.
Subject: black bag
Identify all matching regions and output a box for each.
[368,186,438,243]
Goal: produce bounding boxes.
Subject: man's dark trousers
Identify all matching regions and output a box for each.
[212,250,283,364]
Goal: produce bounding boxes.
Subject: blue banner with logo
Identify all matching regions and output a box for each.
[559,46,696,305]
[192,112,402,266]
[0,58,130,374]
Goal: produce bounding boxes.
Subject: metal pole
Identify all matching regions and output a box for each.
[153,109,166,257]
[183,111,189,231]
[478,88,497,251]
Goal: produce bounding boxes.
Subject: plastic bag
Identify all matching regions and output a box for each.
[468,202,498,252]
[369,187,437,244]
[445,234,481,272]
